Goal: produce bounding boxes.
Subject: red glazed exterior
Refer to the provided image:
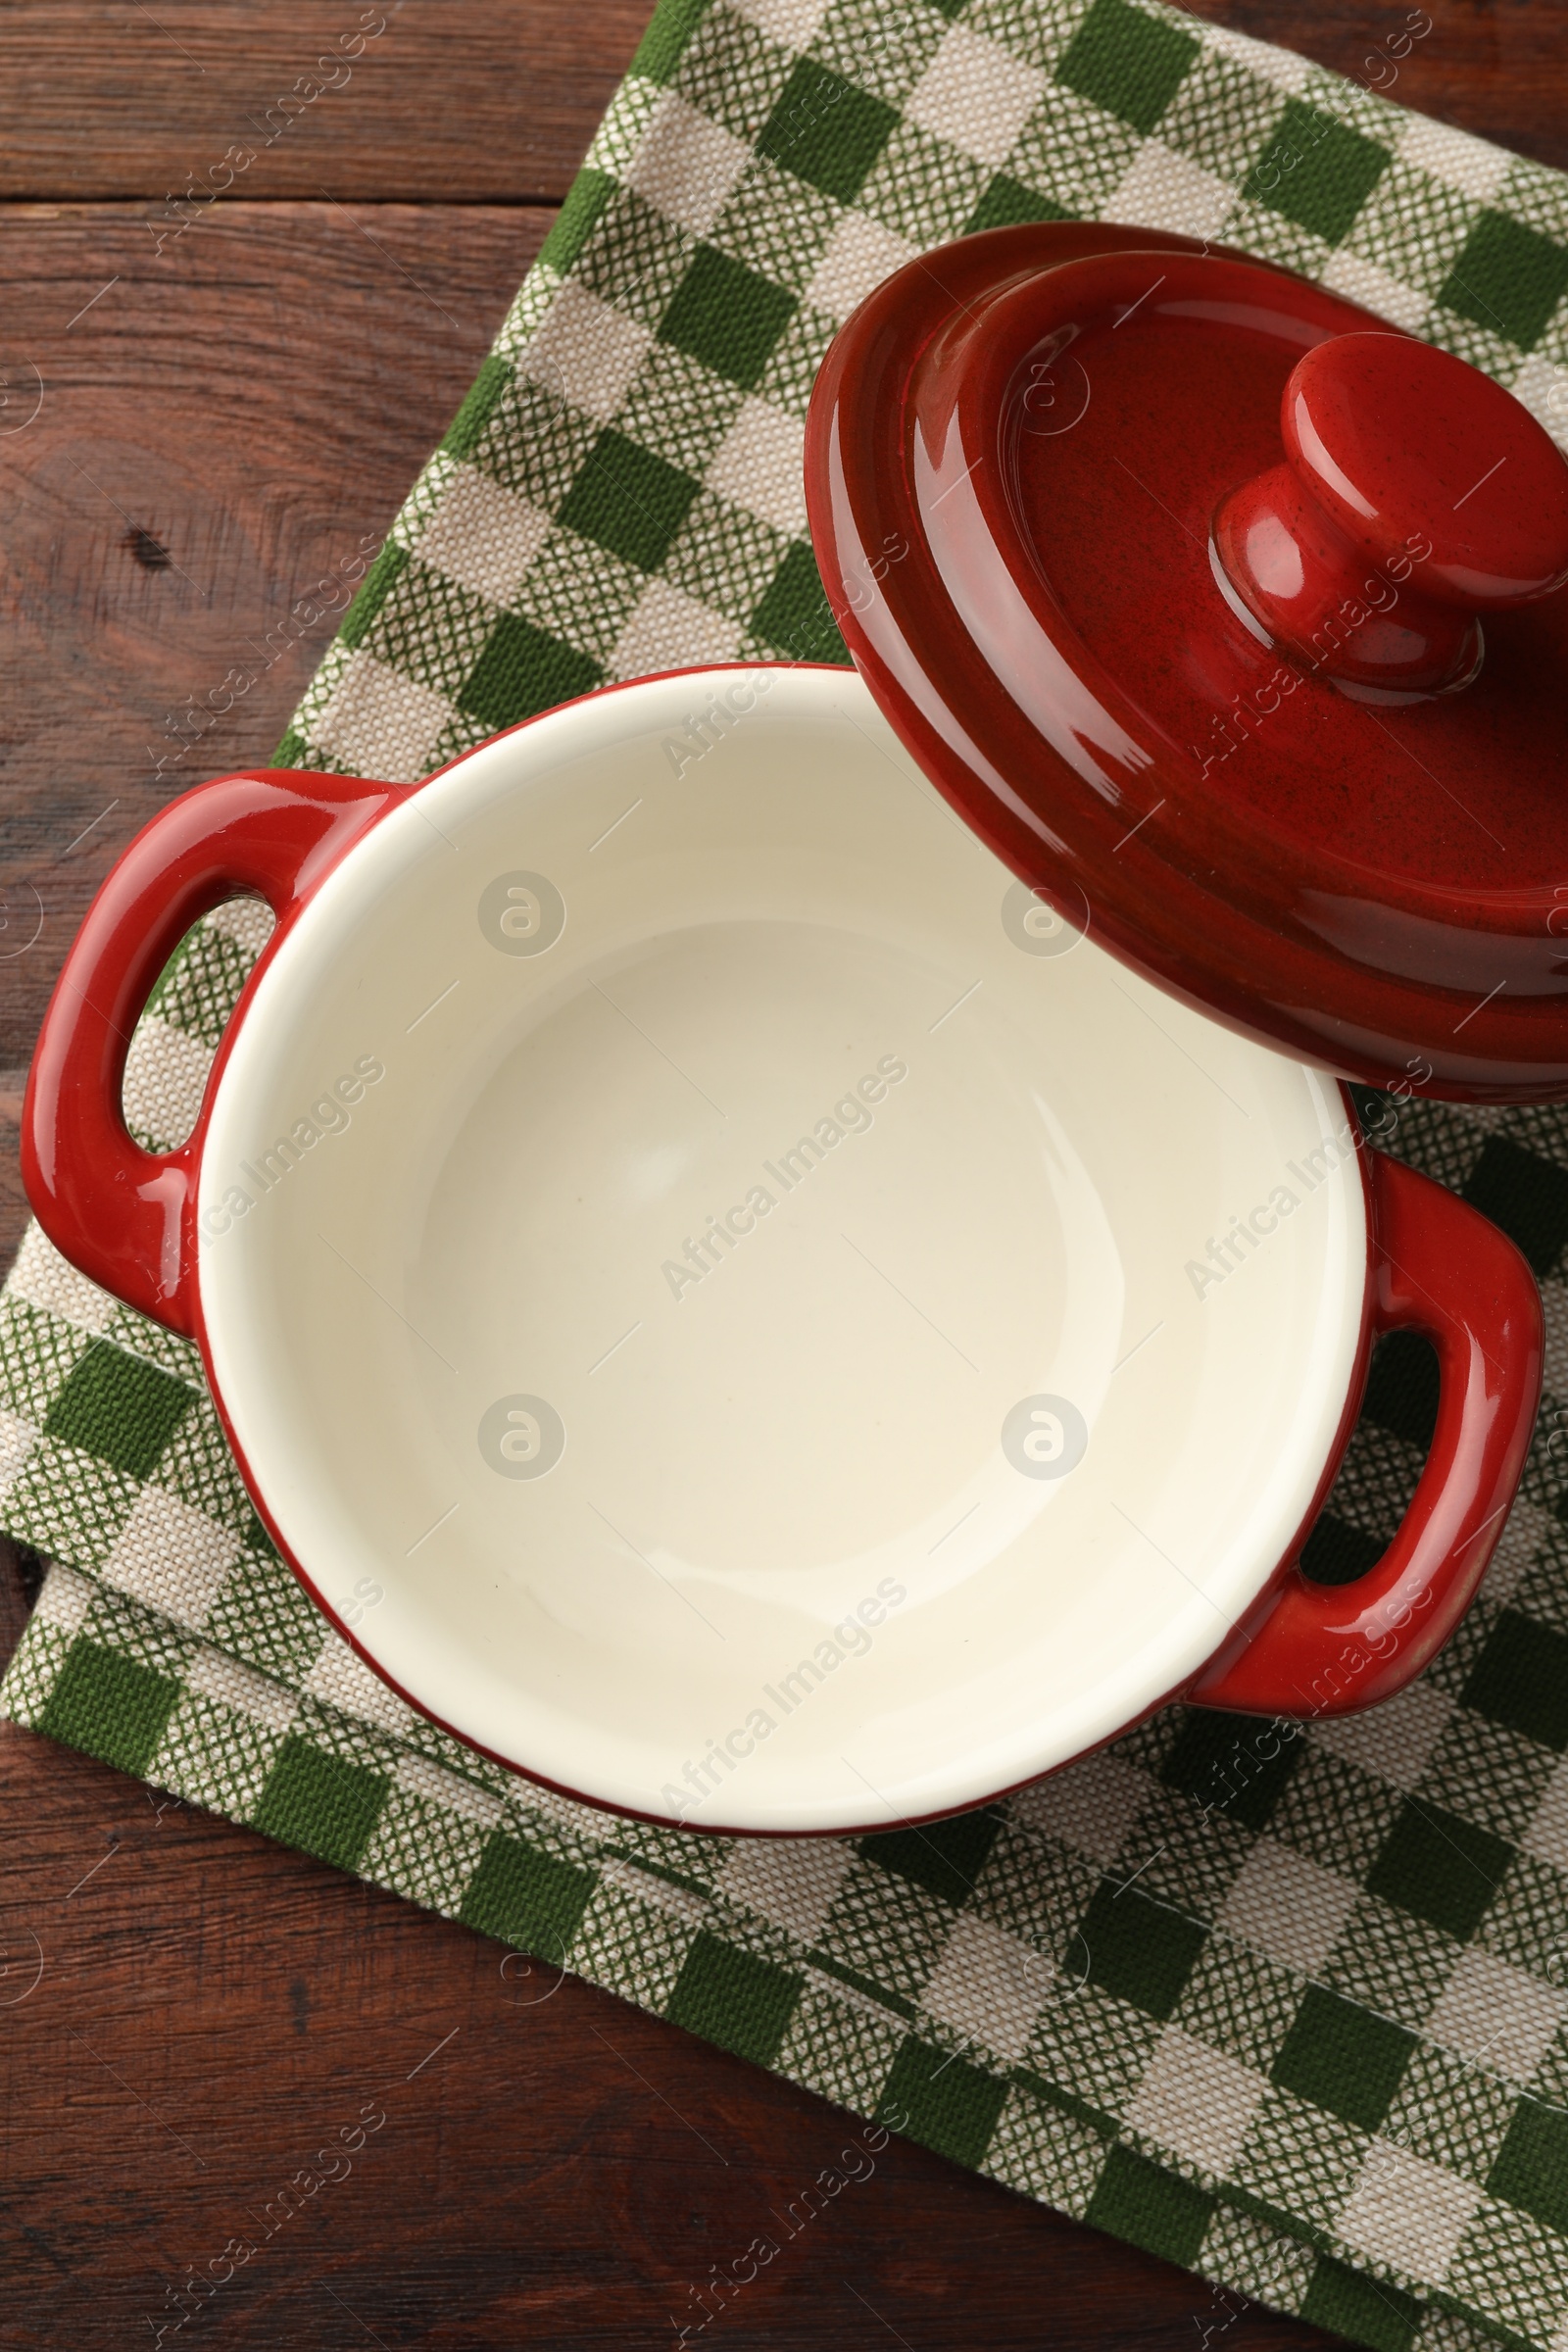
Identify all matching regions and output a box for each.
[1279,331,1568,605]
[1190,1148,1541,1716]
[21,771,403,1337]
[805,223,1568,1101]
[1211,456,1485,699]
[1212,332,1568,697]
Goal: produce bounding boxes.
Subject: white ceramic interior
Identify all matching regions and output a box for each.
[198,665,1367,1833]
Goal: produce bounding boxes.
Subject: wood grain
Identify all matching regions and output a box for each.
[0,1,650,203]
[2,2,1563,2341]
[0,0,1560,199]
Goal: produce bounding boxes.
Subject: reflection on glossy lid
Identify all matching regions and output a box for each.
[1213,330,1568,699]
[805,222,1568,1102]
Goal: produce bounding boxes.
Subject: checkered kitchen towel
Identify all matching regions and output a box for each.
[7,2,1568,2344]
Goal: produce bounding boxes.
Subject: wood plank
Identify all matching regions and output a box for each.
[0,0,650,203]
[0,199,549,1268]
[0,0,1561,200]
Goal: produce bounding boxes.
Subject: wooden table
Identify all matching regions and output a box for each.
[0,8,1561,2342]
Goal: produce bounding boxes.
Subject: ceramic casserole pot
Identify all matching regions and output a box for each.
[23,661,1543,1834]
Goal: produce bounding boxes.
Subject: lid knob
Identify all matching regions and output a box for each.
[1211,330,1568,700]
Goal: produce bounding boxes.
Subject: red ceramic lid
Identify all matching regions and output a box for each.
[804,223,1568,1102]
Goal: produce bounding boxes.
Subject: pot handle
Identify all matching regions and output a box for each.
[22,769,402,1340]
[1190,1151,1542,1718]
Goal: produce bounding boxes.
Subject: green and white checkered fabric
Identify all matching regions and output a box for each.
[6,2,1568,2344]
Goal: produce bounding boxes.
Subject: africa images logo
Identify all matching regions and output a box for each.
[1185,1120,1356,1298]
[661,1575,908,1823]
[477,1395,566,1480]
[201,1054,385,1239]
[661,1055,908,1300]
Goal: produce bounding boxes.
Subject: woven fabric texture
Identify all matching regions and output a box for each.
[6,4,1568,2346]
